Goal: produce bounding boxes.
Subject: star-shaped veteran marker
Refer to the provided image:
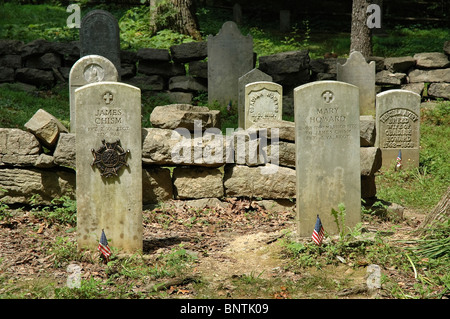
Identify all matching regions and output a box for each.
[91,139,129,178]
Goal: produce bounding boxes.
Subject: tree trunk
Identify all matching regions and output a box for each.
[419,186,450,232]
[350,0,373,57]
[150,0,202,40]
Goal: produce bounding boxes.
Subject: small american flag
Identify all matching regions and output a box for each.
[312,215,325,246]
[98,229,112,262]
[396,150,402,170]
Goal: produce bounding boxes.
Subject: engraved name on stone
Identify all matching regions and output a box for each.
[87,92,130,135]
[296,91,358,141]
[379,108,418,149]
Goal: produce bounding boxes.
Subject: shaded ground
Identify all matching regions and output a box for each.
[0,198,431,299]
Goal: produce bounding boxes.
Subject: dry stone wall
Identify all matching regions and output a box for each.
[0,106,381,207]
[1,39,449,103]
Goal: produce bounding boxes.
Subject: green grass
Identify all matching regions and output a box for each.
[1,3,448,57]
[376,101,450,211]
[0,84,70,129]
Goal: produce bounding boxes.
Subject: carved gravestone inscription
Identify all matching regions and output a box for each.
[376,90,421,169]
[75,82,142,253]
[244,81,282,129]
[294,81,361,237]
[238,69,273,129]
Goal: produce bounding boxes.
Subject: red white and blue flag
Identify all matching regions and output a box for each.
[98,229,112,262]
[396,150,402,170]
[312,215,325,246]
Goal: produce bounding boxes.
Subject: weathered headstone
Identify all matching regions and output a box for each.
[244,81,282,130]
[375,89,421,169]
[79,10,121,74]
[294,81,361,237]
[69,55,119,132]
[337,51,376,116]
[207,21,253,107]
[75,81,142,253]
[280,10,291,33]
[238,69,273,129]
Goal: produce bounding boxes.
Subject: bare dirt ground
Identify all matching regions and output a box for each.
[0,198,428,299]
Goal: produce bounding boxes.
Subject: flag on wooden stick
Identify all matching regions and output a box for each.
[98,229,112,262]
[312,215,325,246]
[396,150,402,170]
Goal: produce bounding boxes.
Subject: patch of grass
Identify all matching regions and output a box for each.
[0,84,70,129]
[376,101,450,211]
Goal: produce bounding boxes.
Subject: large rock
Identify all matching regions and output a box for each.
[264,140,295,168]
[0,67,15,83]
[142,127,227,167]
[248,119,295,142]
[24,109,68,148]
[360,147,382,176]
[401,83,425,96]
[138,61,185,78]
[428,83,450,100]
[414,52,450,69]
[142,128,185,166]
[25,53,62,70]
[444,41,450,56]
[0,168,75,205]
[0,55,22,69]
[188,60,208,79]
[143,167,173,204]
[150,104,220,131]
[15,68,54,87]
[170,41,207,63]
[173,166,224,199]
[408,68,450,83]
[0,39,23,55]
[124,75,165,91]
[258,50,310,87]
[168,76,207,92]
[224,164,296,199]
[53,133,76,169]
[384,56,416,73]
[376,70,406,85]
[0,128,41,166]
[136,48,171,62]
[360,115,376,147]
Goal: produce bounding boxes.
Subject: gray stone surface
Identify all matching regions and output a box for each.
[79,10,121,73]
[238,69,273,129]
[0,128,40,166]
[142,167,173,204]
[337,51,376,115]
[384,56,416,73]
[224,164,296,199]
[173,167,224,199]
[75,81,142,253]
[414,52,450,69]
[0,168,75,205]
[69,55,119,132]
[244,81,282,129]
[53,133,76,169]
[170,41,207,63]
[408,68,450,83]
[376,89,421,169]
[428,83,450,100]
[24,109,68,148]
[150,104,220,132]
[207,21,253,107]
[294,81,361,237]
